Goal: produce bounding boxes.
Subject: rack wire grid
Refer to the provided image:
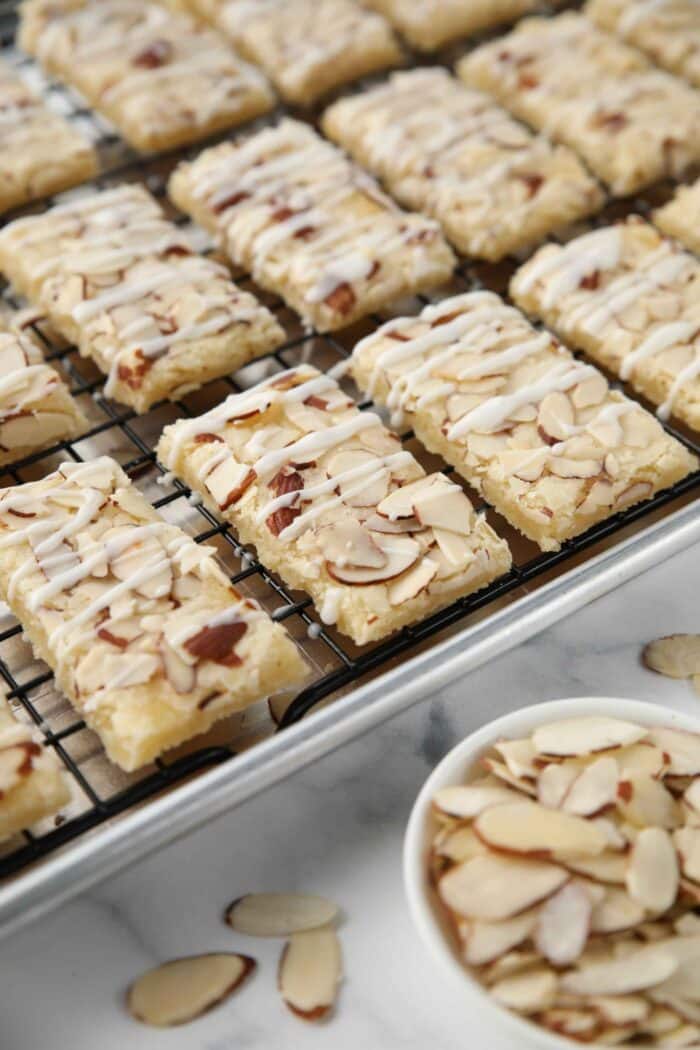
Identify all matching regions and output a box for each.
[0,0,698,885]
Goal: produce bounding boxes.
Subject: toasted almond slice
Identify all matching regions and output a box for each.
[560,944,678,996]
[126,953,255,1027]
[673,827,700,883]
[648,729,700,776]
[433,784,521,819]
[490,968,558,1014]
[463,909,538,966]
[438,854,568,921]
[532,716,646,757]
[627,828,679,912]
[278,925,342,1021]
[537,762,579,809]
[617,772,679,829]
[475,801,607,858]
[591,995,651,1027]
[225,893,338,938]
[590,887,647,934]
[493,738,538,780]
[563,756,619,817]
[435,826,486,863]
[535,881,591,966]
[643,636,700,679]
[566,852,628,885]
[482,758,537,797]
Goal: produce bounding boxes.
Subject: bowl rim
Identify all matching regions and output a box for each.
[403,695,700,1050]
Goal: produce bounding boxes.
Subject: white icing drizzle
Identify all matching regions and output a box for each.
[515,227,623,307]
[319,586,343,626]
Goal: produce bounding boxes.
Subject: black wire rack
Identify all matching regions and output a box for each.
[0,0,698,883]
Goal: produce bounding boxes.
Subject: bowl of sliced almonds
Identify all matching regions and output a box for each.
[404,697,700,1048]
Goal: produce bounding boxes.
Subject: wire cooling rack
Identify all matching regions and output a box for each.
[0,0,697,889]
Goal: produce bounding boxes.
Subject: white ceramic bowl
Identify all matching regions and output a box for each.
[403,696,700,1050]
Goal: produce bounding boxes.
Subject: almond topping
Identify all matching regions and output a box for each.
[643,635,700,680]
[184,620,247,667]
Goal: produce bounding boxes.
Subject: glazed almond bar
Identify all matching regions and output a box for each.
[184,0,402,107]
[362,0,546,52]
[0,61,96,214]
[0,457,308,771]
[654,177,700,255]
[0,695,70,843]
[157,366,512,646]
[511,218,700,432]
[0,185,284,413]
[587,0,700,88]
[350,292,697,551]
[458,12,700,196]
[0,327,86,466]
[322,69,604,262]
[18,0,274,153]
[168,120,456,332]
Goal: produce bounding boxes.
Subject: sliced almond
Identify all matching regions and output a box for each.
[438,853,568,921]
[535,881,591,966]
[566,852,628,885]
[590,887,646,934]
[537,762,579,809]
[205,458,253,509]
[433,783,521,819]
[412,482,473,535]
[387,556,437,605]
[475,801,607,858]
[225,893,338,938]
[278,925,342,1021]
[463,909,538,966]
[538,391,574,442]
[482,757,537,797]
[646,935,700,1004]
[493,738,538,780]
[326,450,387,508]
[643,636,700,679]
[490,968,557,1014]
[326,534,419,586]
[615,742,668,780]
[435,826,486,863]
[685,779,700,814]
[673,827,700,883]
[549,456,602,479]
[617,772,679,829]
[648,729,700,776]
[540,1008,598,1038]
[0,743,34,794]
[532,716,646,757]
[318,521,386,569]
[560,944,678,996]
[563,756,618,816]
[126,953,255,1027]
[109,533,172,600]
[627,828,679,912]
[591,995,651,1027]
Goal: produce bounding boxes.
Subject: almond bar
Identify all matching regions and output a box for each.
[184,0,402,107]
[156,365,512,646]
[0,60,96,214]
[511,217,700,432]
[458,12,700,196]
[362,0,548,52]
[0,326,87,466]
[0,185,285,413]
[0,457,308,771]
[350,291,697,551]
[654,177,700,255]
[18,0,274,153]
[587,0,700,88]
[322,68,604,262]
[0,694,70,842]
[167,119,456,332]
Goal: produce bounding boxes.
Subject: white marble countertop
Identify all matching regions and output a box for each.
[2,542,699,1050]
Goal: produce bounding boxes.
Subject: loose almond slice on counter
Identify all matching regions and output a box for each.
[648,729,700,776]
[490,968,558,1014]
[433,783,521,819]
[463,909,539,966]
[627,828,679,912]
[535,881,591,966]
[560,944,678,997]
[563,756,619,817]
[532,717,646,758]
[278,925,342,1021]
[225,893,338,938]
[643,635,700,679]
[474,801,607,858]
[127,953,255,1027]
[438,853,568,921]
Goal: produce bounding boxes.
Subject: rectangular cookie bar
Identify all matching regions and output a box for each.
[0,61,96,214]
[350,291,697,551]
[157,365,512,646]
[458,12,700,196]
[18,0,274,153]
[0,185,285,413]
[0,327,86,467]
[168,119,456,332]
[0,457,308,771]
[587,0,700,88]
[0,695,70,843]
[184,0,402,107]
[511,217,700,432]
[654,178,700,255]
[362,0,545,52]
[322,68,604,262]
